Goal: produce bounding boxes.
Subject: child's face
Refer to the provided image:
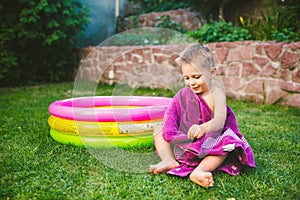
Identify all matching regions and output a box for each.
[182,63,211,94]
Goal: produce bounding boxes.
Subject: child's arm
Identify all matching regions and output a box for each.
[162,97,191,143]
[188,87,227,139]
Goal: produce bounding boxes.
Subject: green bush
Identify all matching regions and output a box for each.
[240,4,300,42]
[271,28,299,42]
[0,0,89,86]
[186,21,251,43]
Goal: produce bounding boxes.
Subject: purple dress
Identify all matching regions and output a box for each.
[161,87,256,177]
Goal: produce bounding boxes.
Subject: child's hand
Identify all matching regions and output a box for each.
[187,125,205,140]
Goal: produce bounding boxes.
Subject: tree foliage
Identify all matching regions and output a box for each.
[0,0,89,86]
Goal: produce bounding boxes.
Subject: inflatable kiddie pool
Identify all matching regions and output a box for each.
[48,96,172,148]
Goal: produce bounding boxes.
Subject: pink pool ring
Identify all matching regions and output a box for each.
[49,96,172,122]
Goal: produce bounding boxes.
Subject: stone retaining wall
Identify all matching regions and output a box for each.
[78,41,300,108]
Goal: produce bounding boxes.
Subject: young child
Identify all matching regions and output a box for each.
[150,43,256,187]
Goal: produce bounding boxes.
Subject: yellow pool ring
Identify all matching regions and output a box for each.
[48,96,172,147]
[48,115,163,136]
[50,128,154,148]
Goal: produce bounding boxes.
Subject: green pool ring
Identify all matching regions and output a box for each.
[50,128,154,148]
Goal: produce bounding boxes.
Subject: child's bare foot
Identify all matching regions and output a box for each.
[150,159,180,175]
[189,171,214,187]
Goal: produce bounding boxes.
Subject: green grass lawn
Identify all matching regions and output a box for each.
[0,82,299,200]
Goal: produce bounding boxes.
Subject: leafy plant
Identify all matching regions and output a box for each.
[126,15,139,29]
[239,4,300,42]
[0,0,90,86]
[155,15,186,33]
[186,21,251,43]
[271,28,297,42]
[267,0,300,33]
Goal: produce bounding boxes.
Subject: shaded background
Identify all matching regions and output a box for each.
[77,0,128,47]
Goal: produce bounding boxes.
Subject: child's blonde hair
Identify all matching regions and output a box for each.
[175,43,214,70]
[176,43,225,91]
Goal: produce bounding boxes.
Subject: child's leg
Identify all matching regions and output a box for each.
[189,155,227,187]
[149,125,179,174]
